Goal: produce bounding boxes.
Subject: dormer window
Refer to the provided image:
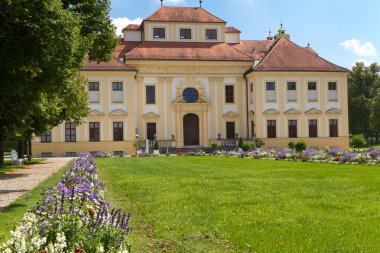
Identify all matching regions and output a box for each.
[153,28,165,39]
[180,29,191,39]
[206,29,217,40]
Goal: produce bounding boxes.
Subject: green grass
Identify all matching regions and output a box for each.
[96,157,380,253]
[373,145,380,149]
[0,163,68,243]
[0,159,46,175]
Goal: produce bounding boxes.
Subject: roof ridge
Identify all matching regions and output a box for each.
[284,38,349,72]
[199,7,226,23]
[254,37,283,69]
[225,43,254,60]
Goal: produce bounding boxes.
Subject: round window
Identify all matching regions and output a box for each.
[183,88,199,103]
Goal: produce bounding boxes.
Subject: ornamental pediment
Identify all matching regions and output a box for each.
[89,110,105,116]
[263,109,280,115]
[326,108,342,115]
[305,108,322,115]
[143,112,160,119]
[223,111,240,118]
[285,108,301,115]
[109,109,128,116]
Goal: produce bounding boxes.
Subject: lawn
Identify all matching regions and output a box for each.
[0,158,46,175]
[0,163,67,242]
[96,157,380,253]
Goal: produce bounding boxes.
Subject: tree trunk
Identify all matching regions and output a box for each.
[17,141,24,160]
[0,126,4,168]
[28,140,32,161]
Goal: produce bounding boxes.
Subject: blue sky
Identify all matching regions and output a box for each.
[110,0,380,68]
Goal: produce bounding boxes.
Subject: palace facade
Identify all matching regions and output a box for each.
[33,5,349,157]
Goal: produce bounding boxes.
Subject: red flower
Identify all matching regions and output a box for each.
[88,208,95,216]
[74,247,83,252]
[41,251,47,253]
[66,185,71,189]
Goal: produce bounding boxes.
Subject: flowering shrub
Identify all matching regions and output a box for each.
[368,149,380,159]
[340,153,358,163]
[0,154,131,253]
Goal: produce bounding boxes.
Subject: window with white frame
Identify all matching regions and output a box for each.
[112,82,123,103]
[307,82,317,101]
[89,82,99,103]
[328,82,337,101]
[266,82,276,102]
[287,82,297,101]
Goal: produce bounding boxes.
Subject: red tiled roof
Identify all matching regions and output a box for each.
[124,42,253,61]
[304,46,317,55]
[231,40,273,60]
[81,57,136,71]
[254,37,348,72]
[144,6,226,23]
[122,24,142,31]
[225,27,241,33]
[113,40,142,59]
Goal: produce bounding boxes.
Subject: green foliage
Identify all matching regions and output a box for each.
[370,91,380,132]
[154,140,160,150]
[134,139,144,150]
[288,141,296,150]
[254,139,265,148]
[351,134,367,150]
[295,141,307,153]
[0,0,117,166]
[211,143,218,150]
[241,141,256,152]
[238,138,243,148]
[348,62,380,135]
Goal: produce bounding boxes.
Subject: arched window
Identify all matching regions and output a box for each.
[182,88,199,103]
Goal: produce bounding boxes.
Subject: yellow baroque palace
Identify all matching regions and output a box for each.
[33,5,349,157]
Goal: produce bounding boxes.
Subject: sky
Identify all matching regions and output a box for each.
[110,0,380,69]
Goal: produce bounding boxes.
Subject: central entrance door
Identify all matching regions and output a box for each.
[183,113,199,146]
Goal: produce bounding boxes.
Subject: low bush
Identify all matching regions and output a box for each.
[295,141,307,153]
[288,141,296,150]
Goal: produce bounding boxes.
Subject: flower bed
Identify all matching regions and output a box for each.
[112,147,380,166]
[0,154,131,253]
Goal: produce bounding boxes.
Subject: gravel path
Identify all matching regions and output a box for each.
[0,158,72,210]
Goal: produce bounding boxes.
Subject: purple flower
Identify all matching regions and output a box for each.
[368,149,380,159]
[340,153,358,163]
[276,150,292,159]
[328,147,344,156]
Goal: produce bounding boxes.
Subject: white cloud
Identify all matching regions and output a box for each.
[153,0,186,5]
[340,39,377,57]
[111,17,143,36]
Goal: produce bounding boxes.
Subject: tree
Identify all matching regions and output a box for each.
[351,134,367,151]
[370,91,380,133]
[295,141,307,153]
[348,62,380,135]
[0,0,117,167]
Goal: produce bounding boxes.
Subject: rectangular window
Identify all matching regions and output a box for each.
[65,152,77,157]
[308,82,317,101]
[287,82,297,101]
[147,123,157,140]
[205,29,217,40]
[112,82,123,103]
[113,122,124,141]
[153,28,165,38]
[89,122,100,142]
[41,130,51,143]
[266,82,276,101]
[309,120,318,138]
[89,82,99,103]
[250,83,253,93]
[225,85,234,103]
[328,82,337,101]
[329,119,338,137]
[267,120,276,138]
[146,86,156,104]
[180,29,191,39]
[288,120,297,138]
[65,122,76,142]
[226,122,236,139]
